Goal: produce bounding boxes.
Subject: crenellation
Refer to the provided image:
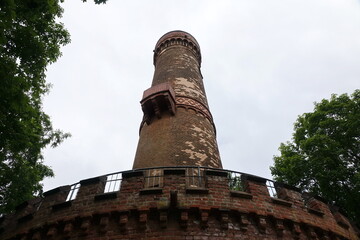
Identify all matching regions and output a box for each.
[42,186,70,210]
[0,170,349,239]
[275,182,305,209]
[154,34,201,67]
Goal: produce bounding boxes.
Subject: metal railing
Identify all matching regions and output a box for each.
[144,169,163,188]
[62,166,281,201]
[186,167,205,188]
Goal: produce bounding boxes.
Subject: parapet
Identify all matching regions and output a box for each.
[1,167,359,239]
[153,30,202,66]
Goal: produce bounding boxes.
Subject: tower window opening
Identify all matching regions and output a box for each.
[104,173,122,193]
[266,180,278,198]
[66,183,80,201]
[186,167,205,188]
[228,172,245,192]
[144,169,163,188]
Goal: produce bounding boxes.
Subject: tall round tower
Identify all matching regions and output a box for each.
[133,30,222,169]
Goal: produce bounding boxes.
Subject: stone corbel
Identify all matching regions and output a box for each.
[257,216,267,233]
[139,210,148,230]
[46,224,57,238]
[99,213,110,234]
[292,222,302,238]
[80,216,92,235]
[159,211,168,228]
[219,209,229,230]
[239,214,249,231]
[140,83,176,127]
[275,219,285,236]
[180,210,189,228]
[63,221,74,237]
[119,212,129,232]
[151,99,161,119]
[200,209,209,228]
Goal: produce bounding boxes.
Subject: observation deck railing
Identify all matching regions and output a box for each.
[1,165,356,240]
[64,166,277,201]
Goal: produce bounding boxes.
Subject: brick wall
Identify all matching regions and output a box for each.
[0,168,359,240]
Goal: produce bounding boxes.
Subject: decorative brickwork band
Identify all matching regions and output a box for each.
[175,95,216,133]
[153,30,201,66]
[176,96,212,121]
[139,93,215,134]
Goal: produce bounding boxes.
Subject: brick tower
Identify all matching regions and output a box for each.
[133,30,221,169]
[0,31,359,240]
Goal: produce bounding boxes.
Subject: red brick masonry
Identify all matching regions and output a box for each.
[1,167,359,240]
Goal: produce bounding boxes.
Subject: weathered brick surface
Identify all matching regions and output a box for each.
[1,170,358,240]
[133,30,222,169]
[134,108,220,169]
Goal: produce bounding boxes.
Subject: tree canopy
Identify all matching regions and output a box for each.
[0,0,73,214]
[271,89,360,224]
[0,0,110,215]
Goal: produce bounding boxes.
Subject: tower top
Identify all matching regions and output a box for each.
[153,30,202,66]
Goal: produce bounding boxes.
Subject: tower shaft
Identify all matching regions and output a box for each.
[133,31,222,169]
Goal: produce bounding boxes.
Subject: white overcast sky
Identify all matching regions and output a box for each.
[42,0,360,191]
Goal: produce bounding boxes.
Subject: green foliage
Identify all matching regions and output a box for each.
[0,0,71,214]
[82,0,107,4]
[228,173,245,191]
[271,90,360,224]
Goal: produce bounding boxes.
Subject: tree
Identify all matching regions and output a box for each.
[0,0,72,214]
[1,0,109,215]
[270,89,360,224]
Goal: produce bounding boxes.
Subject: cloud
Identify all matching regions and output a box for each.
[43,0,360,191]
